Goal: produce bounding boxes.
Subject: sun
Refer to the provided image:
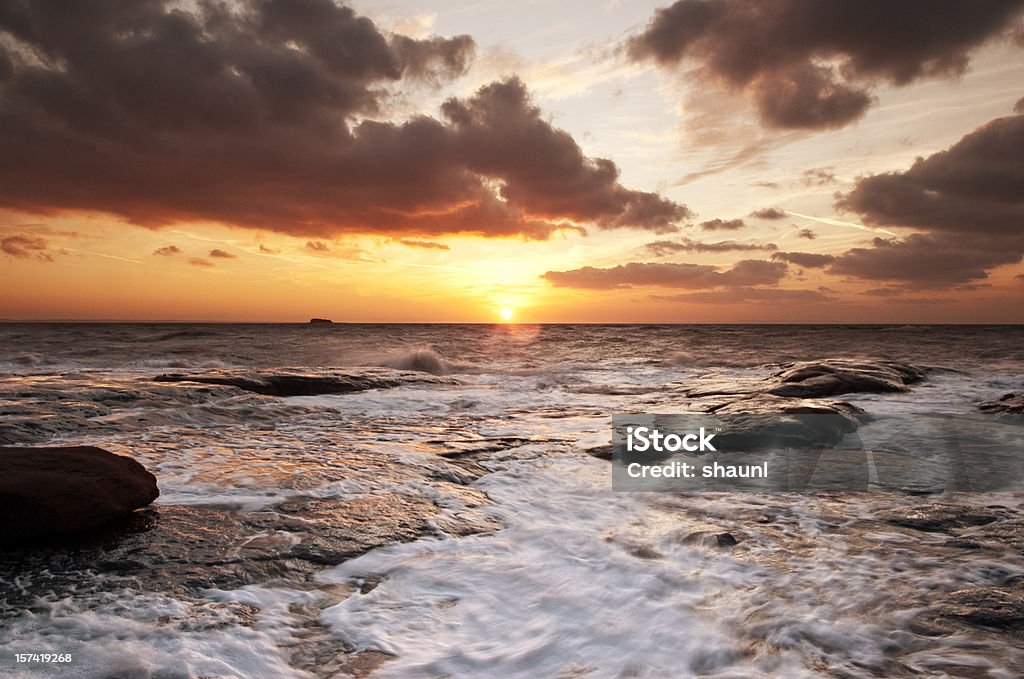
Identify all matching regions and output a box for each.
[500,307,514,321]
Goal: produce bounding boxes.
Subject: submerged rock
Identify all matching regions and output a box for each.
[308,318,334,325]
[978,392,1024,414]
[767,360,925,398]
[154,367,458,396]
[945,518,1024,554]
[913,584,1024,634]
[0,446,159,541]
[877,503,1003,533]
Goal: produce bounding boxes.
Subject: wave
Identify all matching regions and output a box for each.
[664,350,760,369]
[374,349,478,376]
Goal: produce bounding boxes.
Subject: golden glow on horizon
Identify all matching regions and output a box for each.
[500,307,515,321]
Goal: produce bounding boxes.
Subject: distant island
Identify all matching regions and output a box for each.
[308,318,333,325]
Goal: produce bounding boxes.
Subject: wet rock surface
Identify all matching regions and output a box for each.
[878,503,1005,532]
[979,392,1024,414]
[0,445,159,540]
[679,358,919,418]
[767,360,925,398]
[0,492,500,607]
[154,367,459,396]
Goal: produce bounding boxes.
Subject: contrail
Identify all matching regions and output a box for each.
[64,248,146,265]
[784,210,896,237]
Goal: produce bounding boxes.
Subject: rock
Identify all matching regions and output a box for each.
[0,446,159,541]
[0,492,499,603]
[932,585,1024,631]
[767,360,925,398]
[978,392,1024,414]
[584,443,614,460]
[945,518,1024,554]
[678,358,917,418]
[309,318,333,325]
[715,532,738,547]
[877,503,1003,533]
[704,404,864,449]
[154,367,458,396]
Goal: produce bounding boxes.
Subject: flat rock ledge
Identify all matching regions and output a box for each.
[0,446,159,541]
[682,359,926,414]
[767,359,926,398]
[154,367,459,397]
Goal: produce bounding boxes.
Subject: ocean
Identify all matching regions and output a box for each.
[2,324,1024,678]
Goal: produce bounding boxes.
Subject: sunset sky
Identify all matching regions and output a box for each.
[2,0,1023,322]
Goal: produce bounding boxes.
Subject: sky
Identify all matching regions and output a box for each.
[1,0,1023,322]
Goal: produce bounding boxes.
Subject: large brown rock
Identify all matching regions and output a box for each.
[767,360,925,398]
[0,446,159,541]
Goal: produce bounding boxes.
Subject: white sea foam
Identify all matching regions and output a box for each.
[0,592,311,679]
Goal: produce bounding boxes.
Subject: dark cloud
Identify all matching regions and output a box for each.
[1016,273,1024,281]
[542,259,786,290]
[189,257,213,267]
[749,207,787,220]
[644,238,776,256]
[209,248,236,258]
[152,245,182,256]
[797,228,817,240]
[829,234,1022,287]
[259,244,278,254]
[628,0,1024,129]
[0,1,687,240]
[699,218,745,231]
[1,233,57,261]
[754,181,780,189]
[863,287,904,297]
[771,251,835,268]
[653,287,832,304]
[833,111,1024,286]
[838,114,1024,237]
[306,240,330,252]
[398,239,450,250]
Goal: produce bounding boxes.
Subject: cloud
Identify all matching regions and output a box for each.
[153,245,183,256]
[542,259,786,289]
[305,239,371,260]
[398,239,450,250]
[1,233,58,261]
[0,1,687,240]
[628,0,1024,129]
[189,258,213,267]
[829,234,1022,287]
[653,287,833,304]
[209,248,236,259]
[644,238,776,256]
[771,251,835,268]
[259,244,279,254]
[863,287,905,297]
[699,218,745,231]
[749,207,787,220]
[802,168,837,186]
[797,228,817,240]
[833,110,1024,286]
